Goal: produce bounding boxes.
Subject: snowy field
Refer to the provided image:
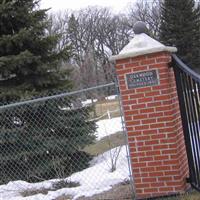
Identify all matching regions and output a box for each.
[0,117,129,200]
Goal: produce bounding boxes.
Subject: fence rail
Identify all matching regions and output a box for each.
[172,54,200,191]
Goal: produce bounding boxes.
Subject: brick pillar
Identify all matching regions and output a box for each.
[110,32,189,199]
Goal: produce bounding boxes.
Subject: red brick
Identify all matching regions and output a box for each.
[150,123,165,129]
[126,120,141,126]
[128,131,142,137]
[135,125,150,131]
[116,58,131,64]
[132,55,146,62]
[154,155,169,160]
[136,183,150,188]
[147,101,162,108]
[156,105,172,112]
[140,167,155,173]
[117,68,132,75]
[151,134,166,140]
[136,135,151,140]
[154,95,171,101]
[145,91,160,97]
[146,150,161,156]
[123,99,137,105]
[130,93,145,99]
[159,68,169,74]
[115,64,124,70]
[158,176,173,181]
[149,63,168,69]
[138,146,153,151]
[143,177,157,182]
[141,59,156,65]
[142,118,156,124]
[139,157,154,162]
[149,172,164,177]
[157,116,174,122]
[145,140,159,146]
[124,110,139,116]
[149,112,164,118]
[136,87,152,93]
[144,188,158,193]
[124,115,132,121]
[125,62,140,68]
[133,114,148,120]
[156,57,171,63]
[132,66,148,71]
[148,161,162,167]
[159,187,174,192]
[133,162,147,168]
[140,107,155,114]
[138,97,153,103]
[151,182,165,187]
[123,105,130,111]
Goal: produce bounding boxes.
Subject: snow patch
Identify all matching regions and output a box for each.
[95,117,123,140]
[105,95,117,100]
[0,146,129,200]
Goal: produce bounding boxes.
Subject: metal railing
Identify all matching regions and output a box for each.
[172,54,200,191]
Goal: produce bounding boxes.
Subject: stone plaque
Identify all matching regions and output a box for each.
[126,70,159,89]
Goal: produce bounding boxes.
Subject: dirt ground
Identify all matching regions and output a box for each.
[55,183,134,200]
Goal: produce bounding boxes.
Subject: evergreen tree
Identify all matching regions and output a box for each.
[0,0,71,104]
[160,0,200,70]
[0,0,96,183]
[0,98,96,183]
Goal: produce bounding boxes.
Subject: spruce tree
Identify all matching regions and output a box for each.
[0,0,71,103]
[160,0,200,70]
[0,0,96,183]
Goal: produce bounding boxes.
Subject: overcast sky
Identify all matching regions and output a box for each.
[40,0,133,13]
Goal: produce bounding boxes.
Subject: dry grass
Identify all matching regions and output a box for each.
[21,188,50,197]
[94,99,121,119]
[20,180,79,198]
[76,183,133,200]
[55,182,133,200]
[83,131,126,156]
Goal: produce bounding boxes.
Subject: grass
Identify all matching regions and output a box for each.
[92,99,121,119]
[83,131,126,156]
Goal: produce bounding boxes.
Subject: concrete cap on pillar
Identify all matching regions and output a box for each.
[110,21,177,61]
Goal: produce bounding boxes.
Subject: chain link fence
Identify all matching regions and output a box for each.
[0,83,134,200]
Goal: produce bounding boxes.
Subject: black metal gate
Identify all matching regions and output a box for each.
[172,54,200,191]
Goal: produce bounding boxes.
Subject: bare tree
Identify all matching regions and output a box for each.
[128,0,161,38]
[46,7,133,91]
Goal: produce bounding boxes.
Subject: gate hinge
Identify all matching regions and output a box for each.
[186,177,191,183]
[168,61,173,68]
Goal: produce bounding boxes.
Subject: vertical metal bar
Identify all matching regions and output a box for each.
[173,66,196,183]
[185,75,200,186]
[182,73,198,185]
[193,81,200,189]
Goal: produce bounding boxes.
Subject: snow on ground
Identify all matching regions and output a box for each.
[81,99,97,107]
[0,146,129,200]
[105,95,117,100]
[95,117,123,140]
